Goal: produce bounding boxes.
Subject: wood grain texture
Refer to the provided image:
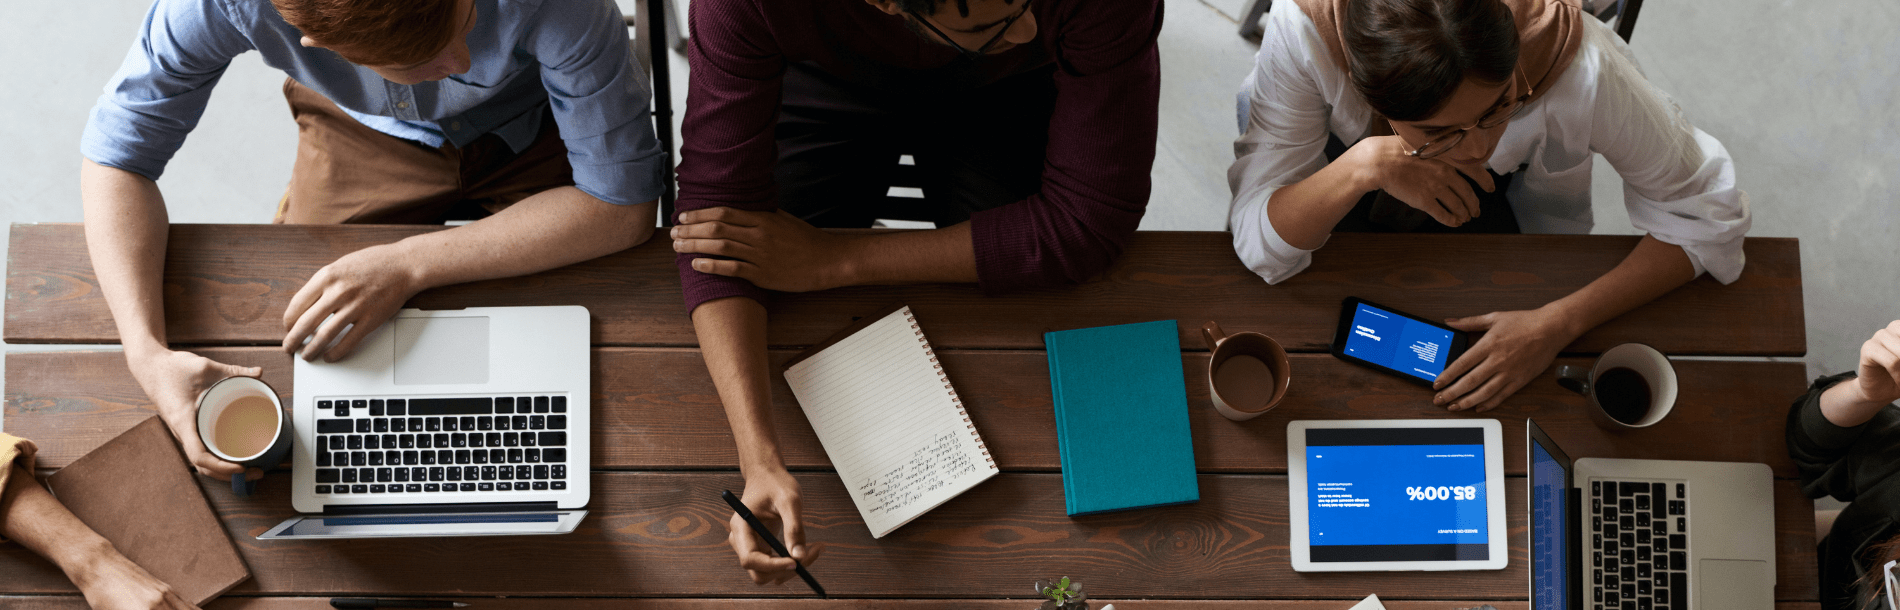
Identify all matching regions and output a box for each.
[0,599,1829,610]
[5,225,1804,355]
[6,349,1806,476]
[0,473,1818,601]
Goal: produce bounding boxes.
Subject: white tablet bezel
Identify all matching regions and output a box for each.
[1286,418,1508,572]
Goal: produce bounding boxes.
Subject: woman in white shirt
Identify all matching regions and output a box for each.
[1228,0,1750,412]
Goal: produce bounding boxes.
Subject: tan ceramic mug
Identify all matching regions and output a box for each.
[1202,321,1291,421]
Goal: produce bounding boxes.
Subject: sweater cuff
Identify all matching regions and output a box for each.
[678,255,770,313]
[1797,372,1870,451]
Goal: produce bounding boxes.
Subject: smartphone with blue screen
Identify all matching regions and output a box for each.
[1330,297,1470,387]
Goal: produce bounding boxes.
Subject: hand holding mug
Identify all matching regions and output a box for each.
[194,377,291,496]
[126,348,263,482]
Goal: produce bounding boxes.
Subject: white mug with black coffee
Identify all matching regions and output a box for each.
[1556,343,1678,429]
[195,376,292,496]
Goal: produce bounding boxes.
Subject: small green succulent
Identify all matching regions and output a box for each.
[1034,576,1088,609]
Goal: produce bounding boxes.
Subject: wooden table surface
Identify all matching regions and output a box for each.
[1,224,1813,608]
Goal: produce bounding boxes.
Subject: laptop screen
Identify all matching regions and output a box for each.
[1531,440,1570,610]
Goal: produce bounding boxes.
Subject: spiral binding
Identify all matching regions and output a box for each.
[905,308,994,467]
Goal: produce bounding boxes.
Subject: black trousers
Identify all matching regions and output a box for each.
[1322,134,1521,234]
[772,61,1056,228]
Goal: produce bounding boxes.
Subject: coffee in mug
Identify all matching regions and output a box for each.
[1202,321,1291,421]
[1556,343,1678,429]
[195,376,292,496]
[1592,367,1652,426]
[213,395,280,459]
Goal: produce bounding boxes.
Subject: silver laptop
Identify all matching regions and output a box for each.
[260,306,591,539]
[1527,419,1774,610]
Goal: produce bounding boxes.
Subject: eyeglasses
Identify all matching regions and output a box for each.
[908,0,1034,61]
[1393,67,1532,160]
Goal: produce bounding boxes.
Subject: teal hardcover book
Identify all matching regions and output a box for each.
[1045,320,1200,516]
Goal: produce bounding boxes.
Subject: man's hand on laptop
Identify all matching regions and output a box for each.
[283,245,424,362]
[727,468,823,585]
[127,346,262,482]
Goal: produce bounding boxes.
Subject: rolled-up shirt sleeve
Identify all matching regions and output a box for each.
[967,1,1160,293]
[1583,23,1750,283]
[525,0,665,207]
[1226,4,1334,285]
[80,0,254,181]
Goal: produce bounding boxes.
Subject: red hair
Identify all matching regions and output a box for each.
[273,0,459,67]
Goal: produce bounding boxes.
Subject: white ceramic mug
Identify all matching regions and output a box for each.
[1555,343,1678,429]
[195,376,291,496]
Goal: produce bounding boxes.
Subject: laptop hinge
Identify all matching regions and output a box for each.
[321,501,559,515]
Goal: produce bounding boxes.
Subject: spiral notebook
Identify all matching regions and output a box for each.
[783,304,998,538]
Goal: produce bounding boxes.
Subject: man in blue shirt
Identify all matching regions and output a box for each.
[79,0,664,485]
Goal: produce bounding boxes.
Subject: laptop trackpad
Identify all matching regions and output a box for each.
[394,316,490,385]
[1697,559,1772,610]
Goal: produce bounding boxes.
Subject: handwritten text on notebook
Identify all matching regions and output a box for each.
[784,306,998,537]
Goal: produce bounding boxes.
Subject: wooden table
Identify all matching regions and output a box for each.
[2,224,1813,609]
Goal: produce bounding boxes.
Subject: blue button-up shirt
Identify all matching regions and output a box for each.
[81,0,664,206]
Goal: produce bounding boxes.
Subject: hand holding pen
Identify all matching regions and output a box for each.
[723,488,826,597]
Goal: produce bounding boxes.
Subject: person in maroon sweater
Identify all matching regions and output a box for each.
[665,0,1162,586]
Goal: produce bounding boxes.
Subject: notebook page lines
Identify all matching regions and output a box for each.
[784,308,992,534]
[790,313,962,479]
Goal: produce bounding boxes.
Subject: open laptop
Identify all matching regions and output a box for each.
[1527,419,1774,610]
[259,306,591,539]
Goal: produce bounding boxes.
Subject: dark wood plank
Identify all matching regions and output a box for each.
[0,473,1819,600]
[0,600,1829,610]
[5,224,1804,355]
[7,349,1806,477]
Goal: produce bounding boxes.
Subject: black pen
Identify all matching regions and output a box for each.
[329,599,469,609]
[722,489,827,597]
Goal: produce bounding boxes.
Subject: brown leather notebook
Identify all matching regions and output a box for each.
[45,416,251,605]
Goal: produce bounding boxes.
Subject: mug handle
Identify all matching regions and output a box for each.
[1555,364,1591,396]
[232,473,256,497]
[1201,321,1227,352]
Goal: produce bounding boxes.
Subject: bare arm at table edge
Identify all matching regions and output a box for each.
[2,463,201,610]
[280,185,656,361]
[1432,234,1697,412]
[692,296,823,586]
[82,159,263,482]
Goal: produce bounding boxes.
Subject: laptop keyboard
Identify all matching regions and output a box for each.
[1591,480,1689,610]
[310,396,573,496]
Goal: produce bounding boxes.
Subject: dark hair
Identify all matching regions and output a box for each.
[273,0,458,67]
[893,0,1017,19]
[1343,0,1520,121]
[1858,535,1900,610]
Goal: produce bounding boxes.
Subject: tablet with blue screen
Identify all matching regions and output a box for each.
[1330,297,1470,386]
[1286,419,1508,571]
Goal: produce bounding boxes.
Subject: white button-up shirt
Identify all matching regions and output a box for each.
[1228,3,1750,284]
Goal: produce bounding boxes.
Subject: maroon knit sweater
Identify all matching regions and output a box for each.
[675,0,1163,312]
